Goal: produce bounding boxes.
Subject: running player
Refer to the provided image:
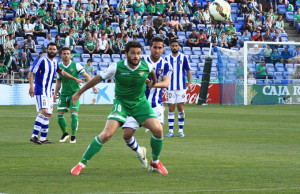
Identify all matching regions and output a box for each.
[122,37,172,171]
[29,42,84,144]
[53,47,99,143]
[165,40,192,138]
[70,41,168,175]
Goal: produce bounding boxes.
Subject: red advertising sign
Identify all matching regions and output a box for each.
[162,83,220,104]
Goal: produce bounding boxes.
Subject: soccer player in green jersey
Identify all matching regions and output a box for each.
[54,47,98,143]
[71,41,169,175]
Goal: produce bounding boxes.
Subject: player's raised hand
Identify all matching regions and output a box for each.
[29,87,35,97]
[92,87,99,94]
[72,92,81,105]
[76,78,85,86]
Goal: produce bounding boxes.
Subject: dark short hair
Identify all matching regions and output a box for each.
[87,59,92,63]
[125,41,142,53]
[47,42,57,49]
[60,47,71,53]
[39,51,44,55]
[150,37,164,47]
[170,39,179,45]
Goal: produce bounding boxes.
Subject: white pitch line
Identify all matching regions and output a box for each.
[91,186,300,194]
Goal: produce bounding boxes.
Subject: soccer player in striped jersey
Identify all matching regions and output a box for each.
[29,43,84,145]
[70,41,168,175]
[122,37,172,172]
[165,39,192,137]
[53,47,98,143]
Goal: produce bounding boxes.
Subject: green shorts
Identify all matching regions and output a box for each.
[57,95,80,112]
[108,98,157,125]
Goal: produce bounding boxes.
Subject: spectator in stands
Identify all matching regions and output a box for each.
[96,34,110,54]
[226,22,236,36]
[248,72,256,85]
[0,3,5,20]
[292,46,300,64]
[203,7,211,24]
[218,31,227,48]
[7,18,15,36]
[84,59,94,77]
[280,47,293,64]
[108,35,117,54]
[293,65,300,81]
[235,61,249,80]
[2,0,10,14]
[199,29,208,49]
[146,1,156,15]
[42,11,53,33]
[76,11,85,30]
[139,20,150,40]
[64,32,76,53]
[167,1,176,18]
[55,34,63,51]
[60,18,70,37]
[246,9,256,22]
[103,22,114,36]
[84,35,96,57]
[117,0,127,14]
[43,33,53,52]
[263,16,274,33]
[3,34,14,69]
[241,29,251,47]
[254,16,263,32]
[16,2,27,17]
[256,61,269,79]
[245,15,254,33]
[108,5,118,23]
[250,44,264,64]
[167,28,178,41]
[191,1,201,14]
[126,24,134,38]
[161,12,170,31]
[186,29,200,48]
[23,18,34,39]
[262,29,271,41]
[207,32,218,52]
[54,12,62,32]
[33,17,46,38]
[158,29,169,45]
[248,0,262,13]
[134,0,145,16]
[216,23,223,36]
[176,1,185,20]
[0,59,7,83]
[66,4,76,19]
[294,9,300,34]
[225,30,237,49]
[145,14,153,28]
[10,0,18,17]
[56,4,65,18]
[271,48,280,65]
[99,0,108,13]
[153,14,163,33]
[183,0,193,17]
[36,3,46,17]
[11,43,19,71]
[239,3,249,18]
[263,45,272,63]
[27,3,37,20]
[22,36,36,53]
[146,27,155,45]
[169,15,184,32]
[206,22,216,39]
[272,31,283,48]
[252,30,264,41]
[264,8,275,22]
[74,0,82,12]
[155,0,166,15]
[18,52,30,81]
[117,34,128,55]
[180,14,193,31]
[274,15,285,33]
[192,6,204,25]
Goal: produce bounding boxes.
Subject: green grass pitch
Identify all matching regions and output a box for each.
[0,104,300,193]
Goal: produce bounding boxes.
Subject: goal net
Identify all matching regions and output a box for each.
[215,41,300,105]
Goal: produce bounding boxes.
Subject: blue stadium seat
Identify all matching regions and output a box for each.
[99,62,108,70]
[110,0,118,8]
[75,46,84,54]
[102,54,112,63]
[164,47,172,55]
[197,71,202,78]
[197,24,205,31]
[112,54,121,62]
[283,71,290,79]
[82,54,91,62]
[190,55,201,63]
[192,47,202,55]
[183,47,192,55]
[92,54,101,63]
[111,22,119,31]
[278,5,287,15]
[186,31,192,38]
[121,54,126,59]
[235,24,242,32]
[73,56,82,62]
[5,13,14,19]
[286,12,295,22]
[50,29,58,38]
[36,45,43,53]
[36,37,45,45]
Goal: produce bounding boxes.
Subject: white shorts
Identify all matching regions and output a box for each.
[166,90,186,104]
[122,104,165,130]
[35,95,53,115]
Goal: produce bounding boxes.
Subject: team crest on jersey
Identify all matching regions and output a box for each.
[139,71,144,76]
[70,68,74,72]
[157,68,163,75]
[179,60,182,64]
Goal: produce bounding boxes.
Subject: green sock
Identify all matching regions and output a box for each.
[81,136,104,165]
[71,113,78,136]
[57,114,67,133]
[150,135,163,161]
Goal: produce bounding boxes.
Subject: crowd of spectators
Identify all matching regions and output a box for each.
[0,0,299,84]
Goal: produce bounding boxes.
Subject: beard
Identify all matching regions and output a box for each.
[171,49,179,54]
[127,57,140,67]
[47,52,57,59]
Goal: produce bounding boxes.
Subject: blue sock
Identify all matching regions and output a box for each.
[178,111,185,133]
[40,116,50,141]
[125,136,139,151]
[168,112,174,133]
[32,113,45,137]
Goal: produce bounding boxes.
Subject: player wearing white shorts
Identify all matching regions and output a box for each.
[122,37,172,170]
[28,43,83,145]
[164,40,191,138]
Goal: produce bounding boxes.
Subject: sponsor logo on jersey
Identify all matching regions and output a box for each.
[121,72,130,75]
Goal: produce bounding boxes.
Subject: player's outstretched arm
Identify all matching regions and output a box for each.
[53,79,62,102]
[72,76,102,105]
[59,71,85,85]
[82,72,99,94]
[152,75,171,88]
[148,70,157,88]
[29,72,35,97]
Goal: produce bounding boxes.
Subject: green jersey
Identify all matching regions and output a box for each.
[37,8,46,16]
[256,64,267,76]
[147,4,156,13]
[84,40,96,51]
[134,2,145,14]
[43,16,53,25]
[58,61,85,96]
[10,1,19,9]
[99,59,152,106]
[155,3,165,13]
[0,65,7,73]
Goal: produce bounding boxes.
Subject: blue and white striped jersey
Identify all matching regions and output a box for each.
[30,56,61,97]
[164,53,191,90]
[143,56,173,108]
